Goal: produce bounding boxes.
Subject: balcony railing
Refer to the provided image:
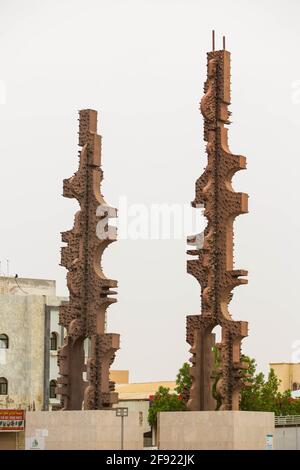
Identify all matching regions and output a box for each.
[275,415,300,426]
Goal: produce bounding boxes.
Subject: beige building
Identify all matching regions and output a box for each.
[113,371,176,437]
[269,363,300,393]
[0,276,67,411]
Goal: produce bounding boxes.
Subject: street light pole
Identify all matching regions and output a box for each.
[116,407,128,450]
[121,414,124,450]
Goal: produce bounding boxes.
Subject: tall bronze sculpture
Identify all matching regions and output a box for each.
[186,34,249,411]
[57,109,119,410]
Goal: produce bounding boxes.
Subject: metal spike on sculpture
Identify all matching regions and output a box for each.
[57,109,120,410]
[186,32,249,411]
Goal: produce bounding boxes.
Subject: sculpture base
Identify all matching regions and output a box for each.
[25,410,143,450]
[157,411,275,450]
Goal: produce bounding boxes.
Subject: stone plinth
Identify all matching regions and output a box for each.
[25,410,143,450]
[158,411,275,450]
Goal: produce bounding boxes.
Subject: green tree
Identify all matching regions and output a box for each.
[148,386,186,426]
[240,359,300,414]
[175,362,192,404]
[240,356,265,411]
[176,355,300,415]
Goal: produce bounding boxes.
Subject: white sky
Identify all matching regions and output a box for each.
[0,0,300,382]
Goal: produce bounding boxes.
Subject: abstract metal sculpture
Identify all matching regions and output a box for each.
[186,34,249,411]
[57,109,119,410]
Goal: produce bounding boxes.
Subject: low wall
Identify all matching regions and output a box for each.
[158,411,275,450]
[275,426,300,450]
[25,410,143,450]
[117,400,150,435]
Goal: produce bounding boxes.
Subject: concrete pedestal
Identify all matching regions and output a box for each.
[25,410,143,450]
[157,411,275,450]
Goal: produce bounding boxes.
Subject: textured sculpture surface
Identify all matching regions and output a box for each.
[186,44,249,411]
[57,109,119,410]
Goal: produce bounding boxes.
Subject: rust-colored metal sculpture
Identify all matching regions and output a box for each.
[186,34,249,411]
[57,109,119,410]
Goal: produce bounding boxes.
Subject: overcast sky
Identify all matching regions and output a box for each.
[0,0,300,382]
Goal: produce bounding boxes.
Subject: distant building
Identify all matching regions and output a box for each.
[269,363,300,394]
[110,370,129,385]
[0,275,177,443]
[0,276,67,411]
[114,374,176,437]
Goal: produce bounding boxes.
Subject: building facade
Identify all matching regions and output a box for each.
[0,276,67,411]
[269,363,300,394]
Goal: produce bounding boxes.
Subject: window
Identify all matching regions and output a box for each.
[0,377,8,395]
[50,332,58,351]
[0,334,9,349]
[292,382,300,391]
[49,380,57,399]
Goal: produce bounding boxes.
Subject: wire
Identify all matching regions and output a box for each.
[14,275,29,294]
